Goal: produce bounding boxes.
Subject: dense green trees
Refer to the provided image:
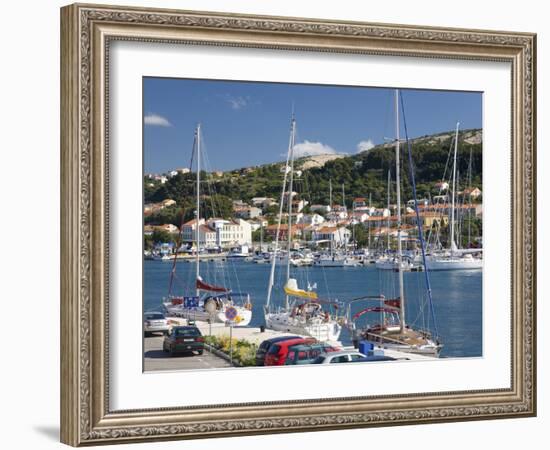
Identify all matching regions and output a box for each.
[144,229,176,250]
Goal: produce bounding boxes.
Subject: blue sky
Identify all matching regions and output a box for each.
[143,77,482,173]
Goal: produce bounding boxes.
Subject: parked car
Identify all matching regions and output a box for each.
[312,351,397,364]
[264,337,316,366]
[144,311,170,336]
[163,326,204,356]
[284,343,340,365]
[255,335,301,366]
[310,350,367,364]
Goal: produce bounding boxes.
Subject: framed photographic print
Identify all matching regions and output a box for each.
[60,3,536,446]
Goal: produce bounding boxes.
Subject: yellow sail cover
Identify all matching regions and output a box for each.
[283,278,318,300]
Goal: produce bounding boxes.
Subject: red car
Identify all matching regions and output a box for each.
[284,343,341,365]
[264,337,316,366]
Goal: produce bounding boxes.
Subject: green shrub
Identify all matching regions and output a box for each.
[205,334,257,366]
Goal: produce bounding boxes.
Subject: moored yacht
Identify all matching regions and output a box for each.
[348,90,442,357]
[160,124,253,327]
[263,114,343,342]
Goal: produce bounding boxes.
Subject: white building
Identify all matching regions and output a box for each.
[354,206,373,214]
[198,225,218,248]
[208,218,252,248]
[278,212,304,224]
[310,204,331,214]
[181,219,205,243]
[312,226,351,247]
[181,218,252,249]
[349,212,369,224]
[251,197,278,209]
[352,197,368,209]
[299,213,325,226]
[181,219,217,248]
[234,206,262,219]
[370,208,390,218]
[407,198,429,207]
[151,175,168,184]
[326,205,348,221]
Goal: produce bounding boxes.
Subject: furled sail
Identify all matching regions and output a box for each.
[196,276,229,292]
[383,298,401,309]
[284,278,318,300]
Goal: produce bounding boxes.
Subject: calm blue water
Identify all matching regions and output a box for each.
[144,259,482,358]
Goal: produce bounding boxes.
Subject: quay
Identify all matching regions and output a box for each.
[143,317,435,372]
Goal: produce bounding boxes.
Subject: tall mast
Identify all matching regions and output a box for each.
[342,183,346,252]
[285,117,297,309]
[352,200,356,250]
[467,145,473,246]
[394,90,406,332]
[266,115,294,311]
[195,124,201,297]
[169,212,185,297]
[386,169,391,251]
[260,222,263,251]
[368,192,372,248]
[450,122,460,256]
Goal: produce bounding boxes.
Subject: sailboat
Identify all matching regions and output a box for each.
[162,124,253,326]
[264,115,342,342]
[348,90,442,357]
[423,123,483,271]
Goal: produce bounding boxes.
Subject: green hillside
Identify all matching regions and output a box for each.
[145,129,482,224]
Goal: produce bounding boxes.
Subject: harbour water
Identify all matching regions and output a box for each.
[144,259,482,358]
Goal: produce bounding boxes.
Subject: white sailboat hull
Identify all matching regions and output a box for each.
[424,256,482,271]
[163,303,252,326]
[265,312,342,342]
[375,258,413,271]
[375,342,441,357]
[313,257,359,267]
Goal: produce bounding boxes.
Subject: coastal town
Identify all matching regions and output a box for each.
[143,85,483,371]
[144,167,482,264]
[144,136,483,370]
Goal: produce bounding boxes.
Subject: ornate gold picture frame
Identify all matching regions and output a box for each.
[60,3,536,446]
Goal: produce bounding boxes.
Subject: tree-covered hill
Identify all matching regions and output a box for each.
[144,129,482,223]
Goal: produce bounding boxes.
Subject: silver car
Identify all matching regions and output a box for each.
[311,351,368,364]
[312,350,397,364]
[144,311,170,336]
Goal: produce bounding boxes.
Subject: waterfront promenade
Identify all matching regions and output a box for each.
[143,317,432,372]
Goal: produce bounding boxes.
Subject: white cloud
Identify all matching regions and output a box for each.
[144,113,172,127]
[225,95,249,110]
[356,139,375,153]
[292,140,340,158]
